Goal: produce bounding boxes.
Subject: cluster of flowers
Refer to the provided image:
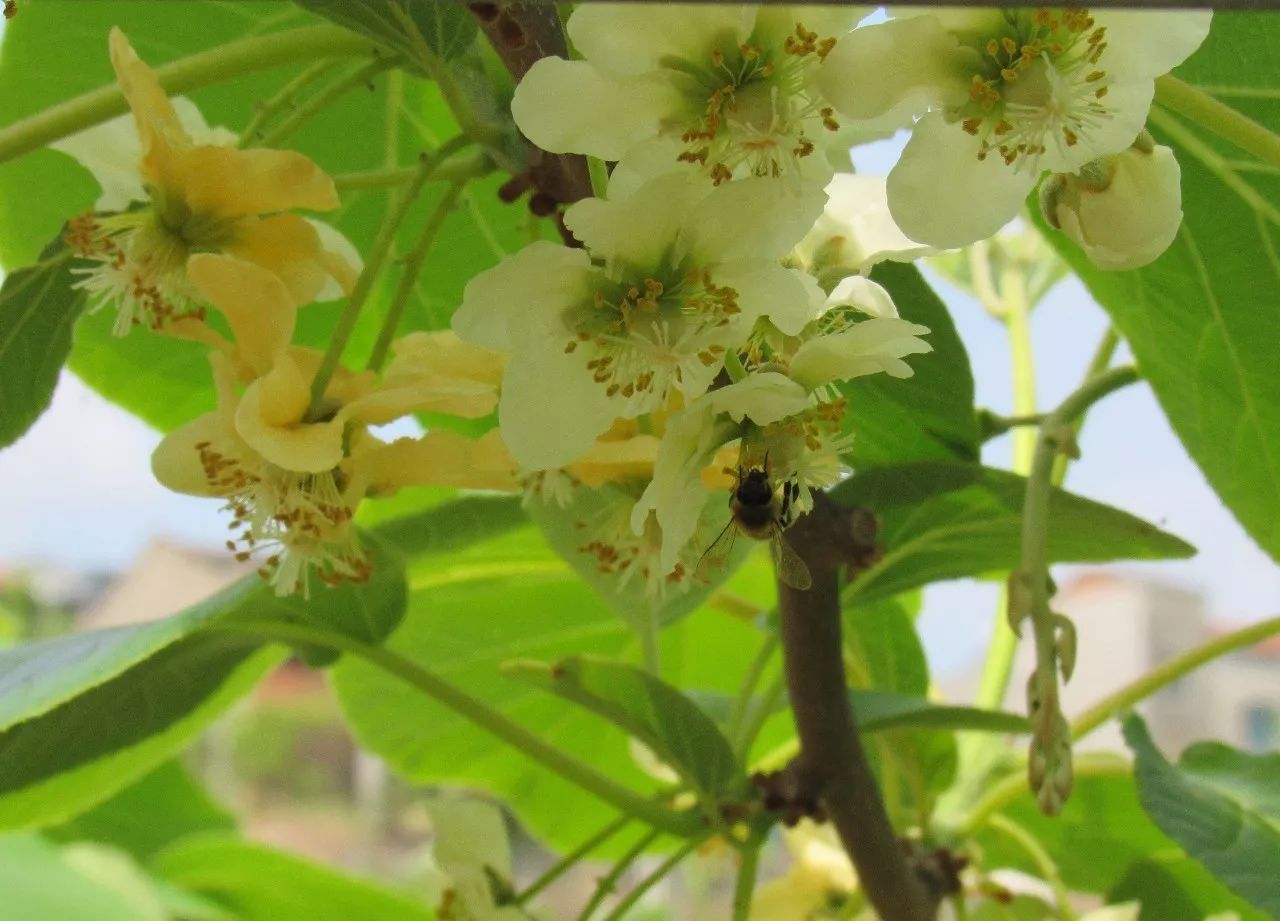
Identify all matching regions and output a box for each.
[61,31,518,594]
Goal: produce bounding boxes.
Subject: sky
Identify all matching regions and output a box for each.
[1,14,1276,679]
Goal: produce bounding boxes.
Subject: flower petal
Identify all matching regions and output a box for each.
[108,28,192,192]
[1042,79,1155,173]
[704,372,811,425]
[359,430,519,494]
[453,241,596,349]
[236,376,345,474]
[566,434,661,487]
[717,262,823,336]
[887,112,1037,249]
[680,176,828,265]
[151,412,231,497]
[825,274,899,319]
[818,14,973,121]
[186,253,297,376]
[565,171,696,273]
[223,213,332,305]
[568,4,754,76]
[173,144,338,217]
[790,316,932,388]
[798,173,936,276]
[1094,10,1212,82]
[307,218,362,300]
[512,58,686,161]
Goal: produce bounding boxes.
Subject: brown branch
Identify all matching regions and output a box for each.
[778,492,939,921]
[465,1,593,207]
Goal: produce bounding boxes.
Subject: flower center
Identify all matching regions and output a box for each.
[959,8,1110,167]
[675,22,840,184]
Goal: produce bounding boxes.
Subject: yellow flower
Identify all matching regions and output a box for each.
[63,28,353,335]
[749,821,858,921]
[152,256,514,594]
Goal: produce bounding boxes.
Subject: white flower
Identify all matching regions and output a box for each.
[1041,139,1182,270]
[794,173,937,282]
[818,8,1211,247]
[427,799,537,921]
[512,4,868,184]
[452,171,825,470]
[749,820,857,921]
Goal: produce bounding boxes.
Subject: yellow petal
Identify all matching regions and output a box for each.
[108,28,191,193]
[350,330,505,423]
[387,330,506,390]
[186,254,296,376]
[159,317,232,353]
[255,354,311,428]
[173,144,339,218]
[347,380,499,426]
[236,376,345,474]
[286,346,376,405]
[565,434,660,487]
[223,213,331,305]
[151,412,234,497]
[359,430,520,494]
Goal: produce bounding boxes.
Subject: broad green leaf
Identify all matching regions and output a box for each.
[291,0,478,67]
[843,263,980,467]
[844,593,929,696]
[372,494,526,557]
[850,690,1027,735]
[1038,14,1280,561]
[45,761,234,861]
[975,769,1175,894]
[502,655,740,800]
[1125,714,1280,918]
[0,244,85,448]
[833,462,1195,606]
[153,833,435,921]
[332,527,771,851]
[1110,854,1269,921]
[0,834,157,921]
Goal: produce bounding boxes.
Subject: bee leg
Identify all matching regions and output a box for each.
[779,480,796,527]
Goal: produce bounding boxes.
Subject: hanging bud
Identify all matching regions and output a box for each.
[1040,136,1183,272]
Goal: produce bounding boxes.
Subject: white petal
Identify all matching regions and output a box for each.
[568,4,754,76]
[717,262,823,336]
[887,112,1037,249]
[800,173,935,274]
[427,799,513,879]
[704,372,811,425]
[1094,10,1212,82]
[306,218,363,302]
[453,241,596,349]
[755,6,869,44]
[680,176,828,265]
[564,171,696,273]
[606,136,699,199]
[825,275,899,319]
[790,317,932,388]
[1043,79,1155,173]
[818,14,973,121]
[511,58,685,161]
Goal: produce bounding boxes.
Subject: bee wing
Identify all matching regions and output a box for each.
[771,531,812,591]
[695,520,739,584]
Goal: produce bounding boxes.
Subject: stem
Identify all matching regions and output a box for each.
[307,137,472,413]
[332,156,486,192]
[574,829,662,921]
[731,836,764,921]
[0,24,372,164]
[1072,615,1280,741]
[639,604,662,676]
[985,815,1076,921]
[513,815,631,908]
[1049,325,1120,486]
[257,55,398,150]
[213,621,700,836]
[960,752,1131,836]
[779,493,937,921]
[723,350,749,383]
[1155,74,1280,170]
[598,837,706,921]
[734,675,787,763]
[726,633,779,751]
[238,60,333,148]
[588,156,611,198]
[365,180,467,372]
[979,411,1047,440]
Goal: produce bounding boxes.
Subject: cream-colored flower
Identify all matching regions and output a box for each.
[750,821,857,921]
[427,799,540,921]
[62,28,354,334]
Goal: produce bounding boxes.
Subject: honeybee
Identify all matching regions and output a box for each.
[697,458,813,591]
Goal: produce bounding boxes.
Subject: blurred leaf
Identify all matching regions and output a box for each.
[502,655,740,800]
[833,462,1195,606]
[1125,714,1280,918]
[850,690,1027,735]
[0,242,86,448]
[1037,13,1280,562]
[844,593,928,695]
[46,761,233,861]
[153,833,435,921]
[372,494,526,557]
[1110,854,1269,921]
[291,0,478,67]
[0,834,159,921]
[843,262,980,467]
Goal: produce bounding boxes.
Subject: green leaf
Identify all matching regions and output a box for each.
[850,690,1027,735]
[501,655,740,800]
[832,462,1195,606]
[153,833,435,921]
[0,834,160,921]
[1125,714,1280,918]
[1036,14,1280,561]
[0,244,86,448]
[291,0,478,67]
[1110,854,1269,921]
[45,761,234,861]
[842,263,980,467]
[371,494,526,558]
[844,593,929,696]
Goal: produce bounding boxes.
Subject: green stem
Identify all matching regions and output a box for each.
[960,752,1131,836]
[723,350,749,383]
[731,836,764,921]
[238,60,333,148]
[1155,74,1280,170]
[979,410,1047,441]
[575,830,662,921]
[257,55,398,150]
[1072,615,1280,741]
[513,815,631,908]
[307,137,472,413]
[384,69,404,170]
[365,180,467,372]
[588,156,610,198]
[639,605,663,676]
[332,155,487,192]
[598,837,706,921]
[1049,325,1120,486]
[0,24,372,164]
[986,815,1076,921]
[726,633,778,753]
[213,621,700,836]
[733,675,786,763]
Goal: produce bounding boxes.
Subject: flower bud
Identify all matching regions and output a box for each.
[1040,142,1183,271]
